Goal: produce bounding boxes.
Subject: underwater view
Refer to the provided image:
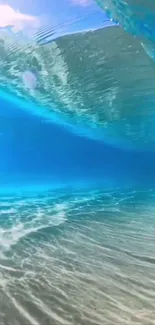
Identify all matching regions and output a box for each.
[0,0,155,324]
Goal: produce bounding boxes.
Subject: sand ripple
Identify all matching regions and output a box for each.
[0,188,155,324]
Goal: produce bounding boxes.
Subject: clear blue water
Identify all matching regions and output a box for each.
[0,187,155,324]
[0,1,155,324]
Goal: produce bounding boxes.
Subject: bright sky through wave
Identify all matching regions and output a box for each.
[0,0,113,34]
[0,4,40,31]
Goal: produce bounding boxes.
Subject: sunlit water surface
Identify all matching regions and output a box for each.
[0,187,155,325]
[1,24,155,149]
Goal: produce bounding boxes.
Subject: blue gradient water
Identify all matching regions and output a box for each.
[0,1,155,324]
[2,96,155,190]
[1,92,155,324]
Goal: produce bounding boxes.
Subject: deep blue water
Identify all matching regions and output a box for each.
[1,96,155,191]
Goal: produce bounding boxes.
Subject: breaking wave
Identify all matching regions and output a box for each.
[1,24,155,149]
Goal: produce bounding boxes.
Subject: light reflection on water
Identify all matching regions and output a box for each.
[0,188,155,325]
[1,25,155,149]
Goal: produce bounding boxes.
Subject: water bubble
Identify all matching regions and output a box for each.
[22,70,37,90]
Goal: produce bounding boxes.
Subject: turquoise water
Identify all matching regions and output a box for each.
[0,187,155,324]
[0,1,155,324]
[97,0,155,42]
[1,21,155,150]
[97,0,155,63]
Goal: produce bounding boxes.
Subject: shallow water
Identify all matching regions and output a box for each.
[0,188,155,325]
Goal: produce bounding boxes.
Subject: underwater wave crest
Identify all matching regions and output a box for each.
[96,0,155,63]
[1,25,155,149]
[96,0,155,42]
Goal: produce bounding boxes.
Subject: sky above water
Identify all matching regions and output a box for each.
[0,0,113,34]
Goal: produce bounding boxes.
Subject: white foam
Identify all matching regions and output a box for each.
[0,197,68,255]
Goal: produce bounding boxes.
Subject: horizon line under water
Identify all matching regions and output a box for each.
[1,92,155,190]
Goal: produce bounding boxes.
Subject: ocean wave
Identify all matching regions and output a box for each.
[96,0,155,64]
[0,26,155,149]
[96,0,155,42]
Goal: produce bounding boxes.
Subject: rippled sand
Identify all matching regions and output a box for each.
[0,188,155,324]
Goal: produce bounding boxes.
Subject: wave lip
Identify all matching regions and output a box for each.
[96,0,155,42]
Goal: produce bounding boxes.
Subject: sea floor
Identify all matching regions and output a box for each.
[0,187,155,325]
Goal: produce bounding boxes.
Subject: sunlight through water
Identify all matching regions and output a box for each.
[0,1,155,324]
[0,188,155,325]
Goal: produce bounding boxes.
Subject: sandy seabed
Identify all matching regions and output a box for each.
[0,188,155,325]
